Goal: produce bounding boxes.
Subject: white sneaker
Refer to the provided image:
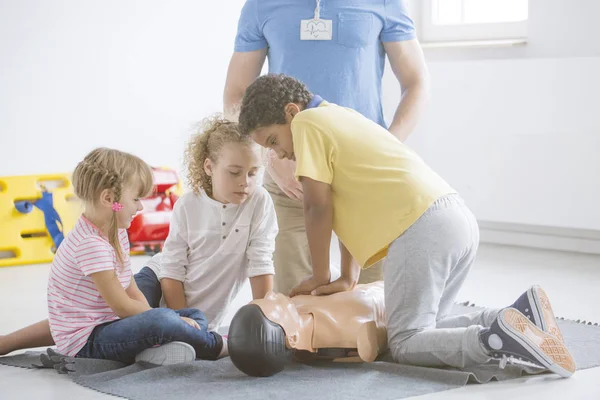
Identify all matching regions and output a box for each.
[135,341,196,365]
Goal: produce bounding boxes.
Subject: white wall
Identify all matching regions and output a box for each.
[389,0,600,231]
[2,0,598,233]
[0,0,246,180]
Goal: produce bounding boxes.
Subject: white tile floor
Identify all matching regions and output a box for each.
[1,244,599,399]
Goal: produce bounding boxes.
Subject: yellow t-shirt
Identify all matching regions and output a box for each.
[293,101,456,268]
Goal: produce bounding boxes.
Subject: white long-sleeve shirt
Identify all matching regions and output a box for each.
[146,186,278,330]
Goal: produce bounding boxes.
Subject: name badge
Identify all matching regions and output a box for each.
[300,19,333,40]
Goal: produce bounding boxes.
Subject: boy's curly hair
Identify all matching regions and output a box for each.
[238,74,313,136]
[185,114,253,197]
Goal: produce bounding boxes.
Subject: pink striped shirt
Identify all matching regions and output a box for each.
[47,216,132,357]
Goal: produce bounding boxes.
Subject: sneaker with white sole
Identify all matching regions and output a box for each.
[509,285,564,342]
[135,341,196,365]
[217,337,228,359]
[480,308,576,378]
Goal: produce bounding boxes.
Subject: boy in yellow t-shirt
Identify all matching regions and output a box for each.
[237,74,575,378]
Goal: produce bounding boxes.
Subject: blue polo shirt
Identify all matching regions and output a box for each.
[234,0,416,128]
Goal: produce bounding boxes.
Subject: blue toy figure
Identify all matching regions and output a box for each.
[14,187,64,252]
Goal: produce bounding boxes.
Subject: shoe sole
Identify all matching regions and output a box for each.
[529,286,564,343]
[135,341,196,365]
[500,308,576,378]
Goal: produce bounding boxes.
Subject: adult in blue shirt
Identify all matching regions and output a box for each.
[223,0,430,296]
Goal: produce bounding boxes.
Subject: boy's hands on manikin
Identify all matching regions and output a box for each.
[289,275,330,297]
[289,274,357,297]
[309,275,357,296]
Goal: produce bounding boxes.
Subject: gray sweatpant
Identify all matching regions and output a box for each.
[384,194,498,369]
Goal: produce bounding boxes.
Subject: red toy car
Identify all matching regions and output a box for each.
[128,167,180,255]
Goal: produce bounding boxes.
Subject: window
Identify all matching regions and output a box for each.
[419,0,528,43]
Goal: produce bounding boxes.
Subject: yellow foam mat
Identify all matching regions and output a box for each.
[0,174,82,267]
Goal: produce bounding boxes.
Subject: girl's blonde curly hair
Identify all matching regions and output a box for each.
[185,114,254,197]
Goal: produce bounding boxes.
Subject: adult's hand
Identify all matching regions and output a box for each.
[266,150,303,201]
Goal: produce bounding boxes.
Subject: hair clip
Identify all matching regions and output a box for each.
[112,202,124,212]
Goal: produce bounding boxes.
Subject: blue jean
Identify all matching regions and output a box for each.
[76,308,223,364]
[76,266,222,363]
[134,266,162,308]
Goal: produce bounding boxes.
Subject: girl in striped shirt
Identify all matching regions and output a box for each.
[1,147,227,365]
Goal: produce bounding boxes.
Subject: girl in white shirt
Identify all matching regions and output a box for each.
[139,115,278,331]
[0,116,278,358]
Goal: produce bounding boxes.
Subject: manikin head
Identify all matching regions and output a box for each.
[228,292,313,377]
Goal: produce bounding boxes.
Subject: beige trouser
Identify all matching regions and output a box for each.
[264,174,384,296]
